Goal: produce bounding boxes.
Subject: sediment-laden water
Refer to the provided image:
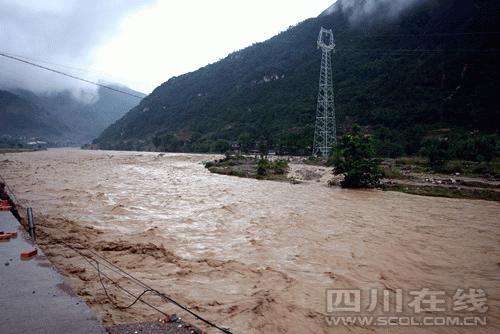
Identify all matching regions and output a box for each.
[1,149,499,333]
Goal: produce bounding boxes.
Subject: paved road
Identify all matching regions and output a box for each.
[0,211,106,334]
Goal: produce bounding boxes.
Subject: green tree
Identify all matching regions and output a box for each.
[211,139,230,153]
[238,132,254,153]
[329,125,383,188]
[258,140,269,158]
[453,134,498,162]
[420,139,450,168]
[373,127,405,158]
[153,133,183,152]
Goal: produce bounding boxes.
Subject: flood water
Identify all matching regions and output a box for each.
[1,149,499,333]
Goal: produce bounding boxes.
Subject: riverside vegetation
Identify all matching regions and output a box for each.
[205,153,290,182]
[205,125,499,201]
[94,0,498,200]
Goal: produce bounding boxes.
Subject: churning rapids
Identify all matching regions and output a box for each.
[1,149,499,333]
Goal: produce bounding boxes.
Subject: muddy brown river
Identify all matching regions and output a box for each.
[1,149,499,333]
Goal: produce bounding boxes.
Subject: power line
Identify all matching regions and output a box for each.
[338,48,499,53]
[52,233,234,334]
[335,48,500,57]
[60,239,169,316]
[0,175,233,333]
[342,31,500,38]
[0,52,144,99]
[0,50,117,79]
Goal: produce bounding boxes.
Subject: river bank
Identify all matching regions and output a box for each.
[205,154,500,201]
[1,149,499,333]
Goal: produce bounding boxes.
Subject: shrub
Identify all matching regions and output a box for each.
[453,134,498,162]
[420,138,451,168]
[204,161,215,168]
[257,158,289,176]
[257,159,268,176]
[330,125,383,188]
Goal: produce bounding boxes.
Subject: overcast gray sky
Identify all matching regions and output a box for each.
[0,0,335,96]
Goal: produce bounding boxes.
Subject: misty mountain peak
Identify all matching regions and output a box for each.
[321,0,424,23]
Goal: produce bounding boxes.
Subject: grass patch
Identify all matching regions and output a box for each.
[383,183,500,202]
[0,148,35,154]
[389,156,500,179]
[381,166,408,180]
[395,156,427,167]
[205,153,290,182]
[303,157,327,166]
[433,160,500,179]
[208,166,248,178]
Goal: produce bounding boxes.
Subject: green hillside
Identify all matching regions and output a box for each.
[94,0,500,157]
[14,85,145,143]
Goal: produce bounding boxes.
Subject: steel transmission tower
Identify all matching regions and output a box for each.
[313,27,336,157]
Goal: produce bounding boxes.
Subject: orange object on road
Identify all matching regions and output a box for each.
[5,231,17,238]
[0,234,11,241]
[0,200,12,208]
[20,248,38,259]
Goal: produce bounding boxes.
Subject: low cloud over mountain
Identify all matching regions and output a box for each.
[0,0,152,100]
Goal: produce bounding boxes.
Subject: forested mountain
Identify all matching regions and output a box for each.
[0,90,68,139]
[12,85,145,143]
[95,0,500,157]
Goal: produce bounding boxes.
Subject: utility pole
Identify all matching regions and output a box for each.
[313,27,336,157]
